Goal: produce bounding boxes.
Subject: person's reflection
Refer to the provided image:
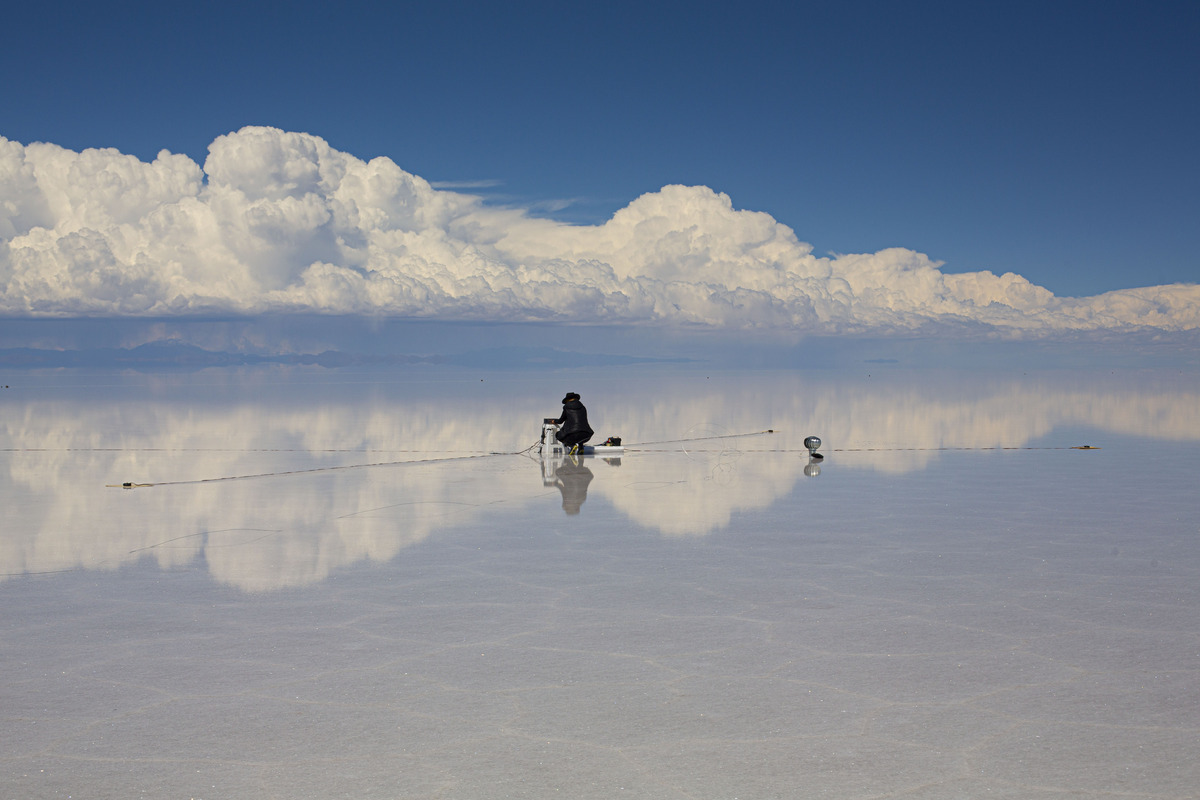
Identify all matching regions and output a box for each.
[553,454,594,515]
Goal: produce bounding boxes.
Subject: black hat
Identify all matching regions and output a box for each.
[562,392,580,403]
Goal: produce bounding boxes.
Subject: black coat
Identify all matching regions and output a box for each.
[554,399,593,443]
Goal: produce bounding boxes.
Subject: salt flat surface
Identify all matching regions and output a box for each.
[2,367,1198,799]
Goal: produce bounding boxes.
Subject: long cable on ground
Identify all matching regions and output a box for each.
[106,451,509,489]
[104,429,772,488]
[99,429,1098,488]
[631,445,1101,452]
[624,429,776,448]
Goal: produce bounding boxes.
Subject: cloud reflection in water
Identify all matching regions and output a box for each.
[3,368,1197,591]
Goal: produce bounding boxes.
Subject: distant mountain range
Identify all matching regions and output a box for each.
[0,341,692,370]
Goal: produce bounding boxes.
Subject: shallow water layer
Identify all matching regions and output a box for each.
[2,366,1199,799]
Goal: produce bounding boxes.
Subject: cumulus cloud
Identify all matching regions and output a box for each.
[1,126,1196,334]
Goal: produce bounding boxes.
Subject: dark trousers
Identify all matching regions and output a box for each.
[557,430,592,448]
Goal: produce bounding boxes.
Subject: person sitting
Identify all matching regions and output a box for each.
[554,392,593,455]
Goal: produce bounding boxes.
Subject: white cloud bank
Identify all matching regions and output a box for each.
[2,126,1197,336]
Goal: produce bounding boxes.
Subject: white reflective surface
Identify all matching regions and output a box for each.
[2,367,1199,798]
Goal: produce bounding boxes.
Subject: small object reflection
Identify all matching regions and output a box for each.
[803,434,824,476]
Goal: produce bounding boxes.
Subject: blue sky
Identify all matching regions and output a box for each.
[1,0,1198,348]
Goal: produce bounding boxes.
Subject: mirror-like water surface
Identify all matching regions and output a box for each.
[2,367,1198,798]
